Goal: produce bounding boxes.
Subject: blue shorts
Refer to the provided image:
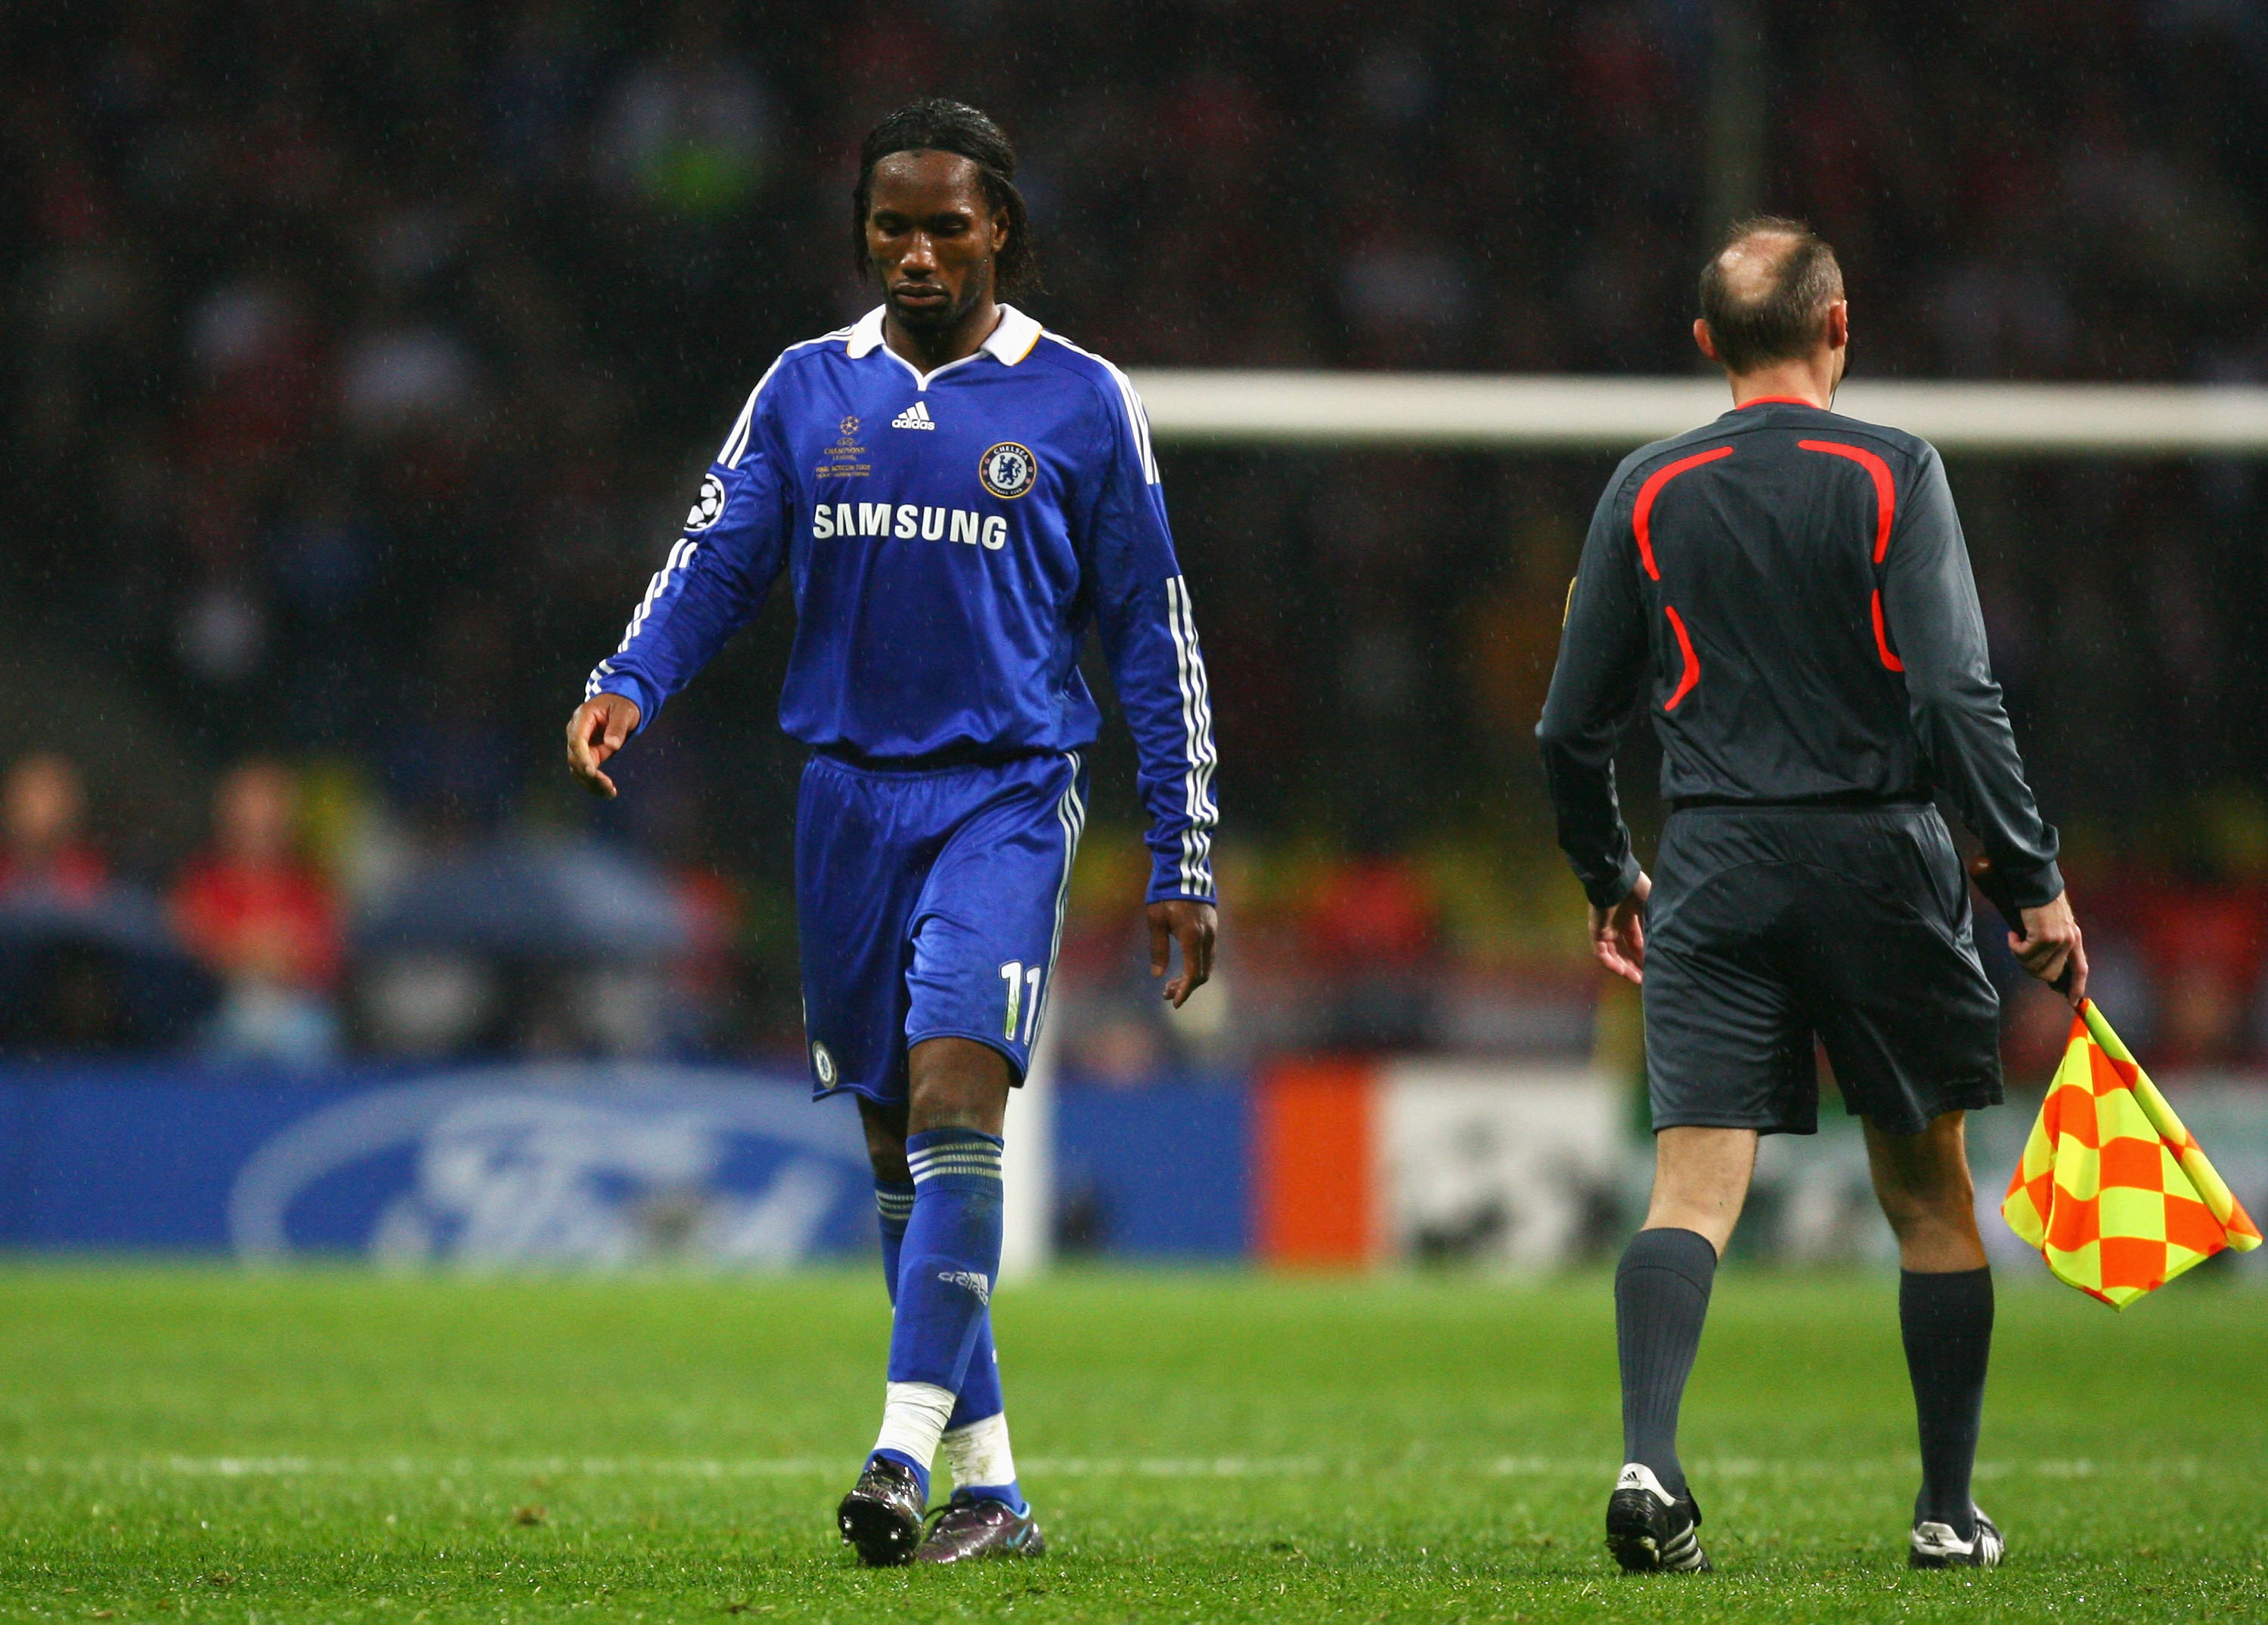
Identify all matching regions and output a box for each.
[795,749,1089,1104]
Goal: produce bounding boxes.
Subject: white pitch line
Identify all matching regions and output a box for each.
[1024,1458,1326,1478]
[8,1456,1337,1481]
[0,1455,2202,1483]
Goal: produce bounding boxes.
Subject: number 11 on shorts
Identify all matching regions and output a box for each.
[999,960,1043,1045]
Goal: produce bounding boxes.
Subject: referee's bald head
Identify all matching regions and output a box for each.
[1697,218,1845,375]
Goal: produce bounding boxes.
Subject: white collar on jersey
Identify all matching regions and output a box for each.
[845,303,1043,369]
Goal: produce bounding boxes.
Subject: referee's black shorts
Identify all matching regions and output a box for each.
[1641,802,2002,1138]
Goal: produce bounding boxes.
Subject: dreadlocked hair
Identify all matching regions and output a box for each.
[850,98,1038,294]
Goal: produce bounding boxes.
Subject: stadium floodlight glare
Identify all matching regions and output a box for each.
[1130,372,2268,456]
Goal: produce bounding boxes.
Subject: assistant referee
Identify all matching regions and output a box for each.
[1538,218,2085,1574]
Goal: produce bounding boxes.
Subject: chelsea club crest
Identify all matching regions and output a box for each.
[978,441,1038,500]
[811,1042,838,1087]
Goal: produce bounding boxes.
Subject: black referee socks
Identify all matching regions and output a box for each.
[1900,1266,1994,1540]
[1614,1226,1718,1499]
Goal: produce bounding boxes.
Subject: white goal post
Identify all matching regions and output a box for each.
[1128,373,2268,455]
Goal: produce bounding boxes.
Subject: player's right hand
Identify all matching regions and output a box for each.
[2013,890,2087,1008]
[1590,871,1650,986]
[565,693,641,799]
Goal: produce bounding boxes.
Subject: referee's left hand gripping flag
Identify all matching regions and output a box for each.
[2003,1000,2262,1308]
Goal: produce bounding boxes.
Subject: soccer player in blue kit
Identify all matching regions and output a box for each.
[564,100,1219,1566]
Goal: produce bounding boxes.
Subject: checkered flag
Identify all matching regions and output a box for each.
[2003,1001,2262,1308]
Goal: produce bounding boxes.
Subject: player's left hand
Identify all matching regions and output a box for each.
[1589,871,1650,986]
[1148,899,1217,1008]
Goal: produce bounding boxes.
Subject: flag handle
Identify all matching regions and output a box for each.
[2077,998,2122,1060]
[2077,999,2260,1252]
[2076,998,2189,1144]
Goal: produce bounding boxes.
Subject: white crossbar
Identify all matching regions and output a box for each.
[1129,371,2268,455]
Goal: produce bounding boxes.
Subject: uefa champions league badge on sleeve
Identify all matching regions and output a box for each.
[979,441,1038,499]
[812,1042,838,1088]
[685,473,727,531]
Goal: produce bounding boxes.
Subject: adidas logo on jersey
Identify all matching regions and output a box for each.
[891,401,937,430]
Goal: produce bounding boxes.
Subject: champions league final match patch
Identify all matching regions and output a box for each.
[684,472,727,531]
[979,441,1038,500]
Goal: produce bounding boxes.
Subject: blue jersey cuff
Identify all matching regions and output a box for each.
[1145,884,1217,908]
[591,672,661,735]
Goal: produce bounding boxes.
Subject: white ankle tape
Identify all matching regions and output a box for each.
[873,1382,956,1469]
[942,1410,1017,1491]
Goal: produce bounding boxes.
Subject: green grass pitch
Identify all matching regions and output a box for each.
[0,1264,2260,1622]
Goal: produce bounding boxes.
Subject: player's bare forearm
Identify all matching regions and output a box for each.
[1148,899,1217,1008]
[565,693,641,799]
[1589,871,1650,986]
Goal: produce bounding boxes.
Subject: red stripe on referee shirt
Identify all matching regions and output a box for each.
[1799,439,1902,671]
[1631,446,1734,581]
[1797,439,1895,562]
[1870,590,1905,672]
[1664,605,1702,710]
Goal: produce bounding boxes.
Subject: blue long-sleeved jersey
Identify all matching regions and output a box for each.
[584,304,1219,903]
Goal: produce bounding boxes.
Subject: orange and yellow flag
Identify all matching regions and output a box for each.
[2003,1001,2262,1308]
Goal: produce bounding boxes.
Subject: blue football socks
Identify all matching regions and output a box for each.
[889,1128,1005,1392]
[875,1178,916,1298]
[869,1130,1018,1506]
[875,1178,916,1283]
[875,1174,1004,1431]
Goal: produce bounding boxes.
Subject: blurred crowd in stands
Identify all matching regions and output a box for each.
[14,736,2268,1086]
[0,750,736,1060]
[5,2,2268,1075]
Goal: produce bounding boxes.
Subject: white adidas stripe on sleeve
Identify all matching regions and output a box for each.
[1164,574,1219,895]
